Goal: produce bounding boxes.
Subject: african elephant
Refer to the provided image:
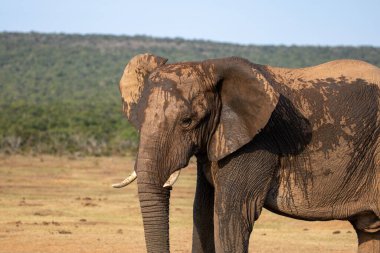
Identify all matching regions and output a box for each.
[113,53,380,253]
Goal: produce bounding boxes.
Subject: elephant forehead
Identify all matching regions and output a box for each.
[149,64,214,99]
[142,86,187,126]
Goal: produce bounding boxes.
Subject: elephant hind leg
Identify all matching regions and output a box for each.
[355,230,380,253]
[351,212,380,253]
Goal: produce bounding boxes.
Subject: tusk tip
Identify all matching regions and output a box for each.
[112,171,137,189]
[162,170,181,189]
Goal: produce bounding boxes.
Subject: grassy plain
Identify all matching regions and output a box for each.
[0,155,357,252]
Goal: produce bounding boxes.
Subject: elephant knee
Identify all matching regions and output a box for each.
[215,196,265,234]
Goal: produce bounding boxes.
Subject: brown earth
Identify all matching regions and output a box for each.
[0,155,357,252]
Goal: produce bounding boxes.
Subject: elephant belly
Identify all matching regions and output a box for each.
[264,152,379,221]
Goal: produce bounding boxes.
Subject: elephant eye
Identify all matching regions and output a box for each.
[181,117,193,128]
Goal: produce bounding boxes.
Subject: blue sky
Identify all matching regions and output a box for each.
[1,0,379,46]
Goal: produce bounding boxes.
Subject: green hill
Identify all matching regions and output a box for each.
[0,32,379,155]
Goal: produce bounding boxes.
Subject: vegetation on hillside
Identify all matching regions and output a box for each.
[0,32,379,155]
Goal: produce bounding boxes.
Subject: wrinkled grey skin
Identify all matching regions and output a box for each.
[118,54,380,253]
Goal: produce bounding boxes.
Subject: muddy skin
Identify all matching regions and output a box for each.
[118,54,380,253]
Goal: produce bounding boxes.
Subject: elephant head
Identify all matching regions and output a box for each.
[114,53,279,252]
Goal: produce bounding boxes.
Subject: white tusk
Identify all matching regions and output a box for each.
[112,171,137,188]
[163,170,181,188]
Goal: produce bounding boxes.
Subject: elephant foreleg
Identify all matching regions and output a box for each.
[212,150,277,253]
[192,163,215,253]
[213,195,253,253]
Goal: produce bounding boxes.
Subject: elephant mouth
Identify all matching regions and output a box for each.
[112,169,181,189]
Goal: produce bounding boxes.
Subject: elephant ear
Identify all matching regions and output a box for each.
[206,57,279,161]
[120,53,168,128]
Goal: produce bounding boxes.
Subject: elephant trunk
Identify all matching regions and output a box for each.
[135,137,171,253]
[138,180,170,252]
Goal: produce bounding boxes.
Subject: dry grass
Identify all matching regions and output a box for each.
[0,155,357,252]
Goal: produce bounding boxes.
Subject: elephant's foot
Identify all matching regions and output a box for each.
[356,230,380,253]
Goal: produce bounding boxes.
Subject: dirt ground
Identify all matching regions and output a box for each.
[0,155,357,253]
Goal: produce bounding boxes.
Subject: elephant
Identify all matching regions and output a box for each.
[113,53,380,253]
